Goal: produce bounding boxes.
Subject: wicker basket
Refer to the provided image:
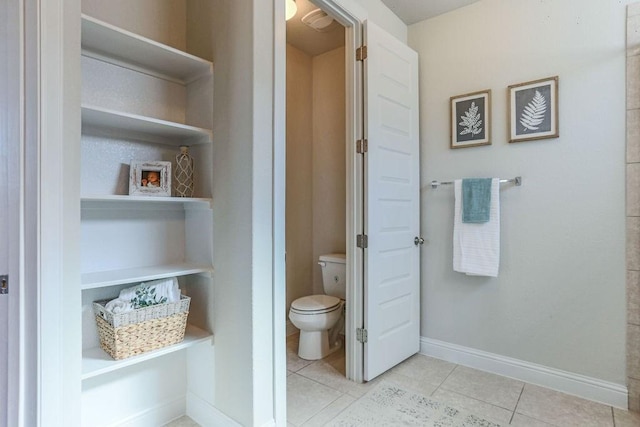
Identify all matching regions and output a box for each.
[93,295,190,360]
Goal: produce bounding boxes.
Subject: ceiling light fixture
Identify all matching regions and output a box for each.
[286,0,297,20]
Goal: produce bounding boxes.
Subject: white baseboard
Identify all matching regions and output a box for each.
[187,391,241,427]
[420,337,628,409]
[112,395,185,427]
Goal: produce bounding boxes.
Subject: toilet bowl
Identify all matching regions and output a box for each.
[289,295,343,360]
[288,253,346,360]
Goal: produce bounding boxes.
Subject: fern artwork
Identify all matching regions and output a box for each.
[519,90,547,132]
[450,90,491,148]
[509,76,559,143]
[459,102,483,137]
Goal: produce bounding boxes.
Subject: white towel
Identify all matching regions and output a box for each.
[104,298,134,314]
[453,178,500,277]
[119,277,181,308]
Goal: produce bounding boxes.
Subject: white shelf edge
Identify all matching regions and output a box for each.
[82,324,213,380]
[81,194,213,207]
[81,263,214,290]
[81,14,213,84]
[81,105,213,146]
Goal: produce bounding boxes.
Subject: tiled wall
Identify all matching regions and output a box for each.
[628,2,640,412]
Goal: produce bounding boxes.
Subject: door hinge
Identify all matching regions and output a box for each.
[0,275,7,295]
[356,328,368,343]
[356,234,368,249]
[356,45,367,61]
[356,139,368,154]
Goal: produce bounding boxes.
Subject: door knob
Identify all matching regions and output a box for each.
[414,237,424,246]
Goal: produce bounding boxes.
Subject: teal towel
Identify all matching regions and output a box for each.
[462,178,492,223]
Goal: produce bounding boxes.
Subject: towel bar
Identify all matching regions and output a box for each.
[431,176,522,189]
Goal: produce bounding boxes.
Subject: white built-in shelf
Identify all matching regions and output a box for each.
[82,105,213,146]
[82,263,214,290]
[81,194,213,209]
[82,324,213,380]
[81,14,213,84]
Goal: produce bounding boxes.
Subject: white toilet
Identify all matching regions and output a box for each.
[288,253,346,360]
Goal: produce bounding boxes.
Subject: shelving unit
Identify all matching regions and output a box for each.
[79,11,215,417]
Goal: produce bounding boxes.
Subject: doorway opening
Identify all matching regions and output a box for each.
[284,0,351,379]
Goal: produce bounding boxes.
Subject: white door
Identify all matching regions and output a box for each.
[363,21,420,381]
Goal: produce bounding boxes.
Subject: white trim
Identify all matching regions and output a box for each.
[273,1,287,426]
[38,0,83,425]
[21,0,39,424]
[187,392,241,427]
[5,0,23,425]
[112,396,185,427]
[420,337,628,409]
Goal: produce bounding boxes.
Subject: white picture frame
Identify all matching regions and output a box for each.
[129,160,172,197]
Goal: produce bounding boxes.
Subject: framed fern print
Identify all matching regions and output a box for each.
[450,89,491,149]
[508,76,559,143]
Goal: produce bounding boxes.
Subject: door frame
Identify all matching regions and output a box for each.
[2,0,17,425]
[274,0,365,386]
[310,0,364,384]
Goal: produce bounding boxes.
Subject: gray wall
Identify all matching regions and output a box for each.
[409,0,628,384]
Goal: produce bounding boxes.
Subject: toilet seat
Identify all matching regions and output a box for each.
[290,295,341,314]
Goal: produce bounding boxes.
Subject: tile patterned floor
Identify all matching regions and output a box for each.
[167,333,640,426]
[285,334,640,427]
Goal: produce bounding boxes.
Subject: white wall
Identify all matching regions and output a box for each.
[206,0,258,424]
[326,0,406,43]
[409,0,629,384]
[345,0,406,42]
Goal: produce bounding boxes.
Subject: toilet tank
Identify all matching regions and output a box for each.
[318,253,346,300]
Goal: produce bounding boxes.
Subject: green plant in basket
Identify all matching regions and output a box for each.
[130,286,168,309]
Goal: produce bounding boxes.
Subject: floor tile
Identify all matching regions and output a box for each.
[163,416,200,426]
[440,365,524,410]
[297,357,380,398]
[516,384,613,427]
[432,388,514,425]
[287,373,343,426]
[378,370,440,397]
[388,353,456,386]
[286,338,315,372]
[301,394,356,427]
[510,413,554,426]
[613,407,640,427]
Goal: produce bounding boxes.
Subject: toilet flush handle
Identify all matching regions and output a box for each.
[318,261,326,267]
